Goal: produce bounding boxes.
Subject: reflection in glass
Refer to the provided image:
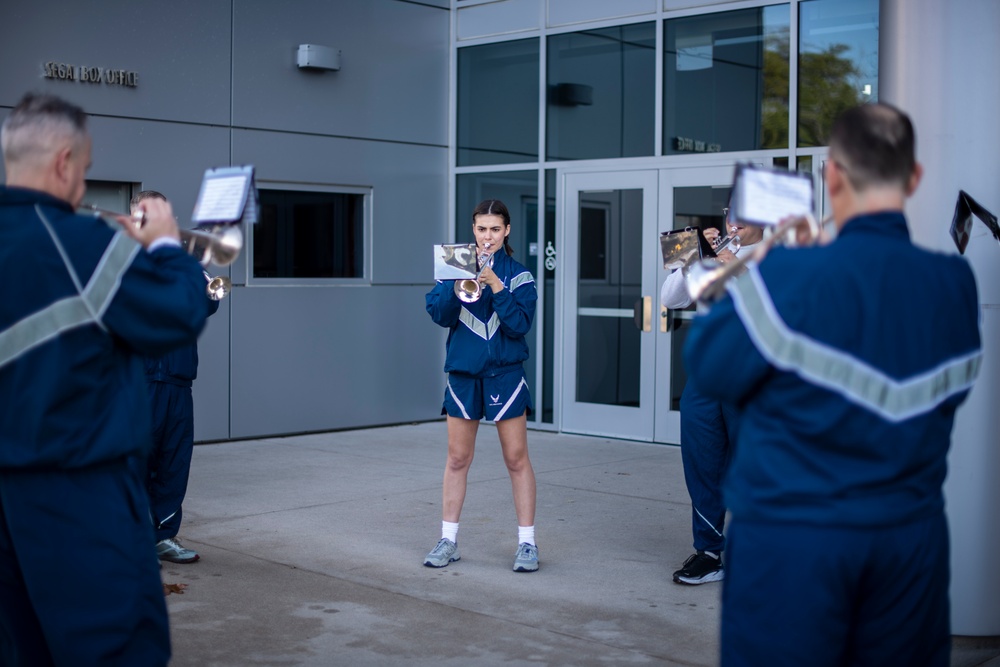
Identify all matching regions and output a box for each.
[668,186,730,411]
[664,6,790,155]
[798,0,879,147]
[457,39,539,166]
[455,171,539,421]
[547,23,655,161]
[576,189,642,407]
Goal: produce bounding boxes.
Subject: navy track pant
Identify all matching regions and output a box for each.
[721,513,950,667]
[679,383,738,554]
[0,460,170,666]
[147,381,194,543]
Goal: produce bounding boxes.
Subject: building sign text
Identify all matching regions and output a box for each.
[43,61,138,88]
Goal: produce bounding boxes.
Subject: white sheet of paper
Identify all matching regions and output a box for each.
[737,167,813,226]
[192,174,249,223]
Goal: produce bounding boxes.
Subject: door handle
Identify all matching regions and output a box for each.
[633,296,652,332]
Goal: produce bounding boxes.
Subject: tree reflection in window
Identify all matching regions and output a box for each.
[796,0,879,147]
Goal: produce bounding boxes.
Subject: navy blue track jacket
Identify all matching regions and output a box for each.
[426,250,536,378]
[685,211,981,527]
[0,186,211,469]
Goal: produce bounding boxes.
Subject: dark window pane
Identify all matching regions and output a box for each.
[575,189,643,407]
[668,186,731,411]
[547,23,655,161]
[798,0,879,147]
[253,190,364,279]
[541,169,555,424]
[457,39,539,166]
[664,5,790,154]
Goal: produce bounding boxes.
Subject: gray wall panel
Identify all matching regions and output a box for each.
[229,285,446,438]
[2,0,450,443]
[84,117,234,443]
[231,128,448,285]
[0,0,232,125]
[232,0,448,146]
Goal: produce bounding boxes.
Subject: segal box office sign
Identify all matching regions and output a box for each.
[43,61,138,88]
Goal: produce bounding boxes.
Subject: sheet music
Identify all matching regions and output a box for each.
[192,174,249,224]
[735,165,813,227]
[434,244,478,280]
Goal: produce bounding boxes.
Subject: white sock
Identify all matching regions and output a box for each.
[518,525,535,546]
[442,521,459,543]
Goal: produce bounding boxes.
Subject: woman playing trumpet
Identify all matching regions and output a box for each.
[424,199,540,572]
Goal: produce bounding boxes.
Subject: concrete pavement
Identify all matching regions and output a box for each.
[162,421,1000,666]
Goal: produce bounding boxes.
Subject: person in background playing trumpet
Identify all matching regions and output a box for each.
[131,190,220,565]
[424,199,539,572]
[660,212,763,585]
[0,92,210,665]
[685,103,981,666]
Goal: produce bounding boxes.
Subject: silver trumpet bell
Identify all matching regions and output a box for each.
[180,224,243,268]
[206,274,232,301]
[454,243,495,303]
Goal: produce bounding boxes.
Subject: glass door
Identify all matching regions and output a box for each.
[653,165,754,444]
[561,170,659,440]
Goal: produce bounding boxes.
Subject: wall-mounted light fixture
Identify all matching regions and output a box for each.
[297,44,341,72]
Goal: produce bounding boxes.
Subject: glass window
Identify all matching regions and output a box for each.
[457,39,540,166]
[540,169,555,424]
[456,171,540,421]
[667,185,730,411]
[83,180,133,215]
[253,189,365,279]
[798,0,879,147]
[664,5,790,155]
[575,188,643,407]
[547,22,656,161]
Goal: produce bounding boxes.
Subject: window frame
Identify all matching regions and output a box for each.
[246,182,373,287]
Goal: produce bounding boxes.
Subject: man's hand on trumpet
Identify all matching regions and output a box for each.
[116,197,181,249]
[704,227,738,264]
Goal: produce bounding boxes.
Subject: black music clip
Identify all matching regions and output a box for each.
[950,190,999,254]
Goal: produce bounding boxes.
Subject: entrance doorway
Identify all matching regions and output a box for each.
[560,165,741,443]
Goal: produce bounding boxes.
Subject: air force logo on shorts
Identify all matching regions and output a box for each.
[443,368,532,421]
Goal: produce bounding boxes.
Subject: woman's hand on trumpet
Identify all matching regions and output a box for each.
[477,263,504,293]
[118,197,181,249]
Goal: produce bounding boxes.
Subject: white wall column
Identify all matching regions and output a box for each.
[880,0,1000,636]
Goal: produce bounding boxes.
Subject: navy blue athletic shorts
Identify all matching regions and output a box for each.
[442,368,532,421]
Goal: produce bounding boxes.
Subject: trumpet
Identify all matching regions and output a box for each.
[684,213,826,303]
[454,243,495,303]
[711,230,741,255]
[82,204,243,268]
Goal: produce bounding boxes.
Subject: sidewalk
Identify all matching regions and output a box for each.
[163,421,1000,666]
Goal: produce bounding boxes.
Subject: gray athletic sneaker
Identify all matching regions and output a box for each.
[156,537,200,564]
[513,542,539,572]
[423,538,460,568]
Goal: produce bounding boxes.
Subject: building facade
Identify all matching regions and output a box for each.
[2,0,998,635]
